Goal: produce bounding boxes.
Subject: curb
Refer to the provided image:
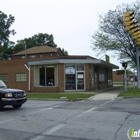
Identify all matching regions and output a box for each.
[28,98,70,101]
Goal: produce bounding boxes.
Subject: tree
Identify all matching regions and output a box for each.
[0,11,16,60]
[91,1,140,67]
[0,41,15,60]
[62,48,68,55]
[13,33,57,53]
[0,11,16,46]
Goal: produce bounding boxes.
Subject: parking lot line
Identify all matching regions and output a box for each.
[0,118,15,125]
[27,107,53,116]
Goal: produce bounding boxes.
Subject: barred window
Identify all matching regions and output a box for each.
[16,73,26,82]
[0,74,8,82]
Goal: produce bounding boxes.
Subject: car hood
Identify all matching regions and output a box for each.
[0,88,24,93]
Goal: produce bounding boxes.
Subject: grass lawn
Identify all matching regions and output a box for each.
[113,82,130,86]
[27,93,94,101]
[118,86,140,97]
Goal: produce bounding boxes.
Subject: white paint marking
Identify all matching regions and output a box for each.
[75,99,115,119]
[30,135,45,140]
[30,99,115,140]
[45,123,65,135]
[0,118,14,125]
[27,107,53,116]
[79,100,85,102]
[53,106,60,108]
[31,123,65,140]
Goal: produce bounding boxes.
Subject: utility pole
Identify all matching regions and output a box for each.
[124,11,140,89]
[25,43,27,58]
[122,62,128,92]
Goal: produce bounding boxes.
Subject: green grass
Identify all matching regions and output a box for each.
[113,82,130,86]
[27,93,94,101]
[118,87,140,97]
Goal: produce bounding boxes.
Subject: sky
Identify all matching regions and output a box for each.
[0,0,136,69]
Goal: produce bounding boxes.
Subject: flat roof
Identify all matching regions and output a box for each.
[28,58,119,69]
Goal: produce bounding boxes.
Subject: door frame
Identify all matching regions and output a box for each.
[76,71,85,91]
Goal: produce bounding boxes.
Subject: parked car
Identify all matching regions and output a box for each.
[0,80,27,110]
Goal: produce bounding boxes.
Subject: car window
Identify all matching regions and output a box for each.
[0,80,7,88]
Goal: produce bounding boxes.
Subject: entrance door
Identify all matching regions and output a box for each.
[76,72,84,90]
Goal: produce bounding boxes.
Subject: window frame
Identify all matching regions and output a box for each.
[16,73,26,82]
[0,74,8,82]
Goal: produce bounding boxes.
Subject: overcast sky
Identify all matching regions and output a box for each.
[0,0,136,68]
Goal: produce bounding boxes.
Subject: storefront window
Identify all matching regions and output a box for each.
[99,67,104,82]
[40,66,55,86]
[34,65,57,87]
[108,68,112,85]
[65,64,85,90]
[77,64,84,71]
[65,64,76,90]
[99,67,105,88]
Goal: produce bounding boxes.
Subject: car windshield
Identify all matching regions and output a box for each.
[0,80,7,88]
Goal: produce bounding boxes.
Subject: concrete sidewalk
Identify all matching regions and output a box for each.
[89,86,124,100]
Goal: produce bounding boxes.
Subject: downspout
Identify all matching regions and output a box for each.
[24,64,30,91]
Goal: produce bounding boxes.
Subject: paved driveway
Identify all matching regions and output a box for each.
[0,98,140,140]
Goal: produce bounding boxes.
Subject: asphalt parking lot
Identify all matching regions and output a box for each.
[0,98,140,140]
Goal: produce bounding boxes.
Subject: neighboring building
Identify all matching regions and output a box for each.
[112,70,136,82]
[0,45,119,92]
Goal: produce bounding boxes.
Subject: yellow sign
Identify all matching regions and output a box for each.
[105,55,110,63]
[124,12,134,17]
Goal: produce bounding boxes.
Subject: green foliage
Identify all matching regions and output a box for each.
[13,33,57,54]
[0,11,15,60]
[0,41,15,60]
[27,93,93,101]
[118,87,140,97]
[61,48,68,55]
[0,11,68,60]
[0,11,16,46]
[91,1,140,66]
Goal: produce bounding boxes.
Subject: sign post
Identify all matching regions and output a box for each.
[136,48,140,89]
[122,62,128,92]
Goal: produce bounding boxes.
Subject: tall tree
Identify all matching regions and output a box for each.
[91,1,140,67]
[0,11,16,46]
[13,33,57,53]
[0,11,15,60]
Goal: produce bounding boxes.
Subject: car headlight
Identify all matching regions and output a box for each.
[23,92,26,96]
[4,93,13,97]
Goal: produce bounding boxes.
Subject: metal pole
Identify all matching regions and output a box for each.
[124,68,127,92]
[25,44,27,58]
[136,47,140,89]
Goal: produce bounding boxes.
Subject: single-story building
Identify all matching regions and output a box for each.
[0,45,119,92]
[112,70,136,83]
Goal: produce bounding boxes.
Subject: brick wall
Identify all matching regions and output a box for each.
[0,59,29,91]
[57,64,64,92]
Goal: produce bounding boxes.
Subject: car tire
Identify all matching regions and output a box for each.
[0,99,3,111]
[12,104,22,109]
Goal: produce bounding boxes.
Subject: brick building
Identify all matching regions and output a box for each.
[0,45,119,92]
[112,70,135,83]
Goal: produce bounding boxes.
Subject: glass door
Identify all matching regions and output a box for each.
[76,71,84,90]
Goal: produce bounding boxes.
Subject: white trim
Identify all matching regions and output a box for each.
[76,71,85,91]
[24,64,30,91]
[28,59,119,69]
